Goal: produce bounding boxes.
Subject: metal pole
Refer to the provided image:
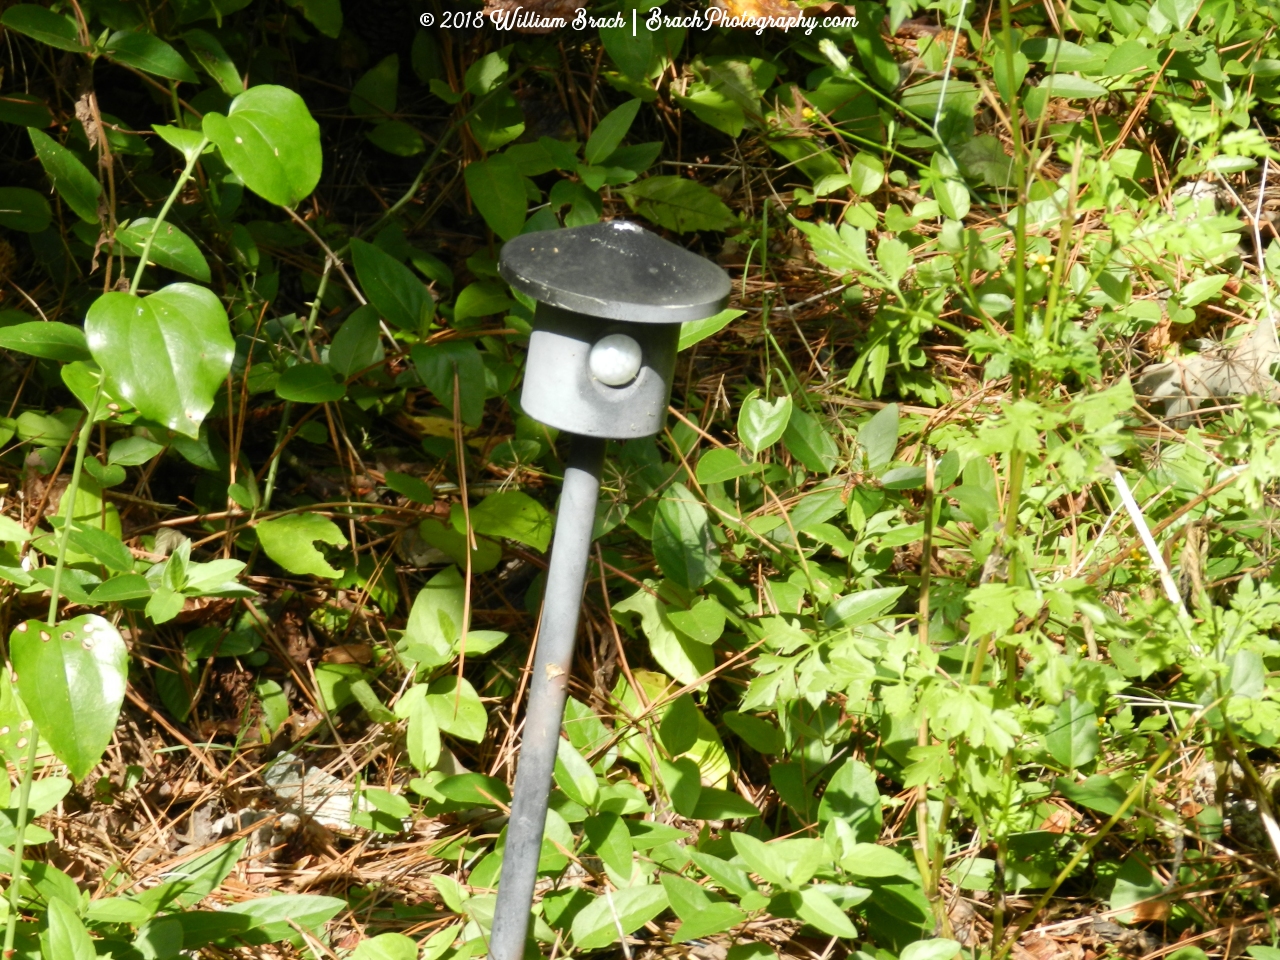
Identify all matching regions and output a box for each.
[489,433,606,960]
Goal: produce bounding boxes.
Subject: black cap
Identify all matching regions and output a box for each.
[498,220,732,324]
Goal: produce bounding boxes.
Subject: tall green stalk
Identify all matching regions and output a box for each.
[130,139,209,295]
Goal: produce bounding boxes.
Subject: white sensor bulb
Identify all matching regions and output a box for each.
[589,334,642,387]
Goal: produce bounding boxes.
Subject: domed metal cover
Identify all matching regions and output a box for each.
[498,220,731,324]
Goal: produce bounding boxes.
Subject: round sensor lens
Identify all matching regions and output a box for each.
[589,334,643,387]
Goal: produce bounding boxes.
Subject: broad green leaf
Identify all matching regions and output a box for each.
[435,772,511,806]
[900,938,961,960]
[470,87,525,150]
[817,759,882,842]
[464,154,526,241]
[151,124,208,163]
[256,513,348,577]
[367,121,424,156]
[85,283,234,438]
[653,483,719,590]
[613,588,713,687]
[1038,74,1108,98]
[108,435,165,466]
[696,447,762,484]
[29,128,101,224]
[584,812,633,876]
[857,404,899,470]
[427,675,487,741]
[117,218,210,281]
[663,873,745,941]
[840,843,915,878]
[731,833,791,888]
[418,518,502,575]
[404,565,465,665]
[275,363,346,403]
[0,92,52,127]
[797,887,856,938]
[555,737,600,809]
[584,99,642,165]
[67,522,133,572]
[353,933,420,960]
[738,394,792,453]
[0,5,84,51]
[407,694,441,773]
[824,587,906,628]
[203,85,322,206]
[572,885,669,950]
[410,340,485,426]
[621,176,734,233]
[0,516,30,543]
[1103,40,1156,77]
[11,615,127,782]
[85,897,154,925]
[659,756,702,816]
[0,321,90,361]
[783,408,839,474]
[659,693,700,754]
[134,839,246,913]
[184,29,242,96]
[689,850,755,898]
[469,490,553,552]
[44,899,95,960]
[351,238,432,331]
[301,0,343,37]
[329,304,384,377]
[106,31,197,81]
[668,598,726,646]
[601,24,659,81]
[217,894,346,944]
[847,152,885,195]
[679,308,744,351]
[1046,695,1099,769]
[722,711,783,754]
[0,186,51,232]
[351,54,398,117]
[691,787,759,819]
[453,281,514,325]
[1055,773,1128,816]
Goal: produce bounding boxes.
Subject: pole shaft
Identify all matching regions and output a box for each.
[489,433,606,960]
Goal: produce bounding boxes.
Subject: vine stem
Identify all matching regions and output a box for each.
[6,384,102,955]
[130,139,209,295]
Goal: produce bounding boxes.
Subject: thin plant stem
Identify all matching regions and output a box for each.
[3,734,40,956]
[130,139,210,295]
[47,383,104,625]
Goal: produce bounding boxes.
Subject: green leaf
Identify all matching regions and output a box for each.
[783,408,839,474]
[739,394,793,453]
[840,843,915,878]
[0,321,90,361]
[410,340,485,426]
[857,404,899,470]
[217,894,346,944]
[663,873,745,941]
[731,833,792,888]
[11,615,127,782]
[203,85,322,207]
[847,152,885,195]
[659,694,701,754]
[0,516,30,543]
[351,238,432,331]
[106,31,197,81]
[0,92,52,127]
[817,759,882,841]
[353,933,420,960]
[1103,40,1156,77]
[85,283,234,439]
[584,812,633,875]
[0,186,51,232]
[453,281,514,326]
[464,154,526,241]
[470,88,525,151]
[668,598,726,646]
[435,772,511,806]
[585,99,642,165]
[367,120,424,156]
[117,218,210,281]
[301,0,343,37]
[722,711,783,754]
[427,675,487,742]
[1046,695,1099,770]
[351,54,399,117]
[696,447,762,484]
[135,839,246,913]
[613,588,712,687]
[256,513,348,578]
[1038,74,1108,98]
[44,899,95,960]
[67,522,133,572]
[572,884,669,950]
[184,29,242,96]
[470,490,553,552]
[900,939,962,960]
[679,308,744,351]
[329,304,384,377]
[797,887,856,938]
[406,693,441,773]
[1055,773,1128,816]
[653,483,719,590]
[275,363,346,403]
[825,587,905,628]
[403,566,465,665]
[0,5,84,51]
[152,124,208,163]
[659,755,702,815]
[692,787,760,819]
[622,176,734,233]
[29,128,101,224]
[555,737,600,808]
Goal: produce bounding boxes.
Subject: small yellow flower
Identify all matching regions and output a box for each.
[802,107,816,120]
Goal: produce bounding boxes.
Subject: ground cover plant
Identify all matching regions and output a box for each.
[0,0,1279,957]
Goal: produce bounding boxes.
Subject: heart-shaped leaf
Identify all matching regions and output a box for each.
[11,615,128,782]
[85,283,235,438]
[256,512,347,577]
[203,85,322,206]
[738,394,793,453]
